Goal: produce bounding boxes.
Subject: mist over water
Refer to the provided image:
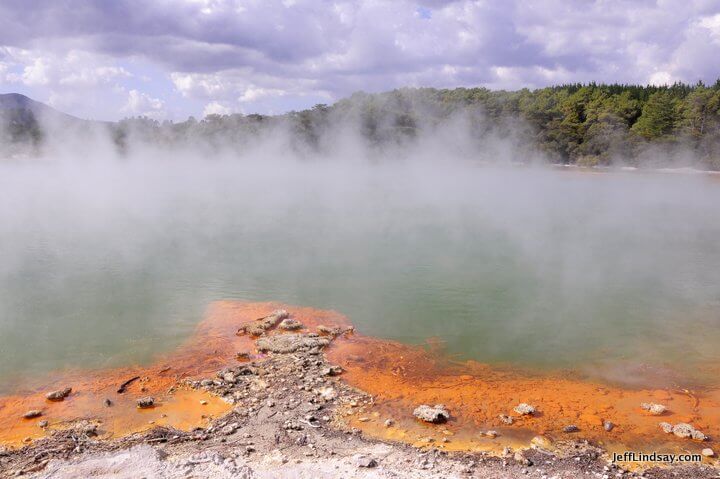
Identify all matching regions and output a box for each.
[2,157,720,393]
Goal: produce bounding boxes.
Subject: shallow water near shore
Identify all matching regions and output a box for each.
[2,161,720,393]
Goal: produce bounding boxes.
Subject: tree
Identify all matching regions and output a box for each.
[630,91,680,140]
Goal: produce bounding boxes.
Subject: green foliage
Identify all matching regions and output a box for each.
[630,91,680,139]
[4,80,720,169]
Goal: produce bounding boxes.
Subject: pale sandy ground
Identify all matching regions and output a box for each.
[34,443,466,479]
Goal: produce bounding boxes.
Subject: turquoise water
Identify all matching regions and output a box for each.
[1,162,719,392]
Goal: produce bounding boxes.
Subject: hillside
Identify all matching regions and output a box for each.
[1,93,45,111]
[0,93,89,155]
[0,93,83,122]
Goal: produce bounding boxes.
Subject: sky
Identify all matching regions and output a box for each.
[1,0,719,122]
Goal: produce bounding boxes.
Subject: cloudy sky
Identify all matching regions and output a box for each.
[1,0,719,121]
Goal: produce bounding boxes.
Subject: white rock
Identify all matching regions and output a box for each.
[640,402,666,415]
[514,403,536,415]
[413,404,450,424]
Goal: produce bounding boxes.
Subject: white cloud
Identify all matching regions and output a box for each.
[171,71,234,98]
[0,61,9,82]
[171,70,329,111]
[60,65,130,87]
[21,57,51,85]
[238,86,287,103]
[0,47,143,119]
[648,71,675,86]
[1,0,719,119]
[202,101,232,117]
[4,49,131,88]
[122,89,166,119]
[698,13,720,41]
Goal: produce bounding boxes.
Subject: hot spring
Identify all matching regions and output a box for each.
[1,161,719,394]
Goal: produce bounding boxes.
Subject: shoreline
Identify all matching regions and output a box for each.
[0,301,718,478]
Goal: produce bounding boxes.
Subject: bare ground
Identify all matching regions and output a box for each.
[0,329,717,479]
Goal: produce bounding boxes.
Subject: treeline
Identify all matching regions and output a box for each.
[115,80,720,168]
[5,81,720,168]
[0,108,44,155]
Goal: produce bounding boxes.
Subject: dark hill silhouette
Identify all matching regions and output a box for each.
[0,93,83,123]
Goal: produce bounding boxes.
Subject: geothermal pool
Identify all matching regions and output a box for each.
[1,162,719,393]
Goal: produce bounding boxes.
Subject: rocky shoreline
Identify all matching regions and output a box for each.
[0,309,718,478]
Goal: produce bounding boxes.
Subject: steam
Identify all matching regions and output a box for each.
[1,105,720,392]
[2,90,548,167]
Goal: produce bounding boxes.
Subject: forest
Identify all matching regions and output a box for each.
[3,81,720,169]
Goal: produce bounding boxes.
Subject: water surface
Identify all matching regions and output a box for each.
[2,161,719,392]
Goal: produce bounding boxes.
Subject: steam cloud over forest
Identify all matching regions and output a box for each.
[2,81,720,169]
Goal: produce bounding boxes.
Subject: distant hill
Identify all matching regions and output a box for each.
[0,93,83,155]
[0,93,82,123]
[0,93,42,110]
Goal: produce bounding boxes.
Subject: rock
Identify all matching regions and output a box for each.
[222,372,236,383]
[514,451,532,466]
[659,422,673,434]
[38,420,48,428]
[530,435,553,450]
[256,334,330,354]
[499,414,514,425]
[104,398,113,407]
[23,410,42,419]
[672,423,695,438]
[640,402,667,415]
[661,422,706,440]
[317,325,339,335]
[355,455,378,468]
[279,318,303,330]
[73,421,98,436]
[237,309,289,336]
[236,352,251,360]
[384,419,394,427]
[701,448,715,457]
[603,420,614,432]
[413,404,450,424]
[317,387,337,401]
[136,397,155,409]
[322,365,343,376]
[221,423,238,435]
[563,425,579,433]
[484,430,498,438]
[269,309,289,319]
[236,365,257,376]
[46,387,72,401]
[284,420,304,431]
[358,417,370,422]
[200,400,208,405]
[514,403,536,416]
